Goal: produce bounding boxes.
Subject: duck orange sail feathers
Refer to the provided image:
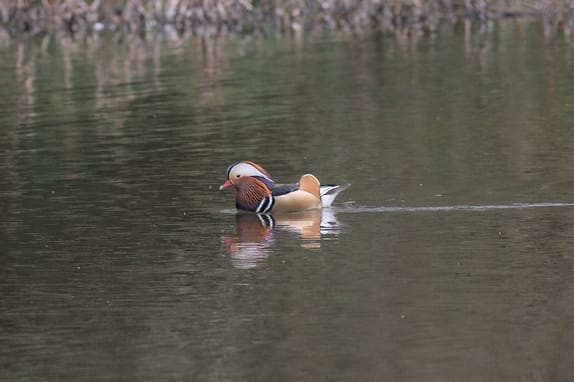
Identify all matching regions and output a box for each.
[220,161,350,213]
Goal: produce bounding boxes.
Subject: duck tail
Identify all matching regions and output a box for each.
[320,184,351,207]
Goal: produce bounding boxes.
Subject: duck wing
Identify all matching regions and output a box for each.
[272,183,351,207]
[271,183,299,197]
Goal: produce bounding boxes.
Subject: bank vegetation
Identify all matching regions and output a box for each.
[1,0,574,37]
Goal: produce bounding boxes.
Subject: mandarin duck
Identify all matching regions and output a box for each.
[219,161,350,213]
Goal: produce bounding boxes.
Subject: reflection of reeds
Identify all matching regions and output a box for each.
[1,0,574,37]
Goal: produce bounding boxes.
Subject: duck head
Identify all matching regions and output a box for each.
[219,161,275,191]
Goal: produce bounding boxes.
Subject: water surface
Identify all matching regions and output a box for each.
[2,22,574,381]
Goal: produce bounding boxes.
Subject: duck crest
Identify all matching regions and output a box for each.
[236,178,274,213]
[227,161,271,179]
[243,161,271,178]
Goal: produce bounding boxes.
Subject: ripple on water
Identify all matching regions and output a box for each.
[334,202,574,213]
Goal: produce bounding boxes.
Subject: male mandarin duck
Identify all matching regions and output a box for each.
[219,161,350,213]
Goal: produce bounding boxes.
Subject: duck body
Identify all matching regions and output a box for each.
[220,161,350,213]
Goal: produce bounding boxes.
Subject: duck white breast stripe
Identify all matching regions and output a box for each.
[265,196,275,212]
[256,198,267,213]
[256,196,275,213]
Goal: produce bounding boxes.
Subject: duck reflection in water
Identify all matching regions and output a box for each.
[222,209,343,269]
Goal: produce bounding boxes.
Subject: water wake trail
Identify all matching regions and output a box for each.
[335,202,574,213]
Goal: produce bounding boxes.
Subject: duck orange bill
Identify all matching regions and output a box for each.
[219,180,233,190]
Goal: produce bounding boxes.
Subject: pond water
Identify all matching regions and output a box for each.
[2,21,574,381]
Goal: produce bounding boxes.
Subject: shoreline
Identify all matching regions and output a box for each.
[0,0,572,39]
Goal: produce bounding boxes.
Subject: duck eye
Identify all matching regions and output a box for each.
[236,174,241,178]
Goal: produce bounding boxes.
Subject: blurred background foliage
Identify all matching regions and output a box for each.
[1,0,574,38]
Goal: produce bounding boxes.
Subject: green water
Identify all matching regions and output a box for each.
[2,22,574,381]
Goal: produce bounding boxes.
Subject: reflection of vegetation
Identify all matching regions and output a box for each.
[3,21,573,202]
[1,0,574,37]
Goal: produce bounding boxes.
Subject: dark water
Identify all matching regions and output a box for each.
[2,22,574,381]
